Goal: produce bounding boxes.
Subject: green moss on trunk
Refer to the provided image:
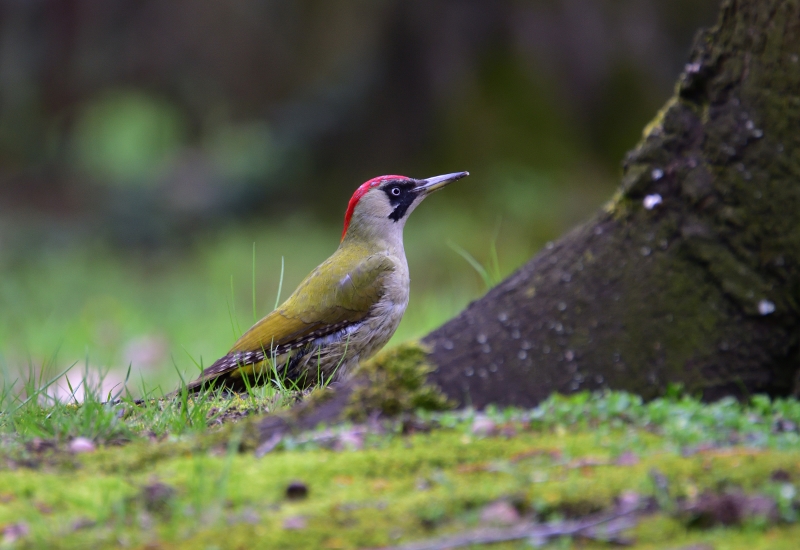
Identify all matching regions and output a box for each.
[344,343,453,422]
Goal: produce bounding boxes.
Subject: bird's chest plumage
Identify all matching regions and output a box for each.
[359,261,409,350]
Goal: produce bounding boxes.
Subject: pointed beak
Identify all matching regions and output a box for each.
[414,171,469,194]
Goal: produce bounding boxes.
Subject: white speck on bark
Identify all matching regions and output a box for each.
[643,194,662,210]
[758,299,775,315]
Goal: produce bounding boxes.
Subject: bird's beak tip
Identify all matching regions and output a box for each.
[415,171,469,193]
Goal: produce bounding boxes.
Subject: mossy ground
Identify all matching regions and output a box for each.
[3,391,800,548]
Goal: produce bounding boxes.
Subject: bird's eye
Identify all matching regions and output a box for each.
[390,187,401,196]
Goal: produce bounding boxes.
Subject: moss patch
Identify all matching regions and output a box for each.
[3,392,800,547]
[344,342,453,422]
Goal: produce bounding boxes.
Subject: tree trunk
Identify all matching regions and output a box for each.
[423,0,800,408]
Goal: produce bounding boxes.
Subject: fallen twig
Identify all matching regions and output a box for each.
[376,506,641,550]
[255,423,377,457]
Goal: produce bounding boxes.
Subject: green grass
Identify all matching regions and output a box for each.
[2,391,800,548]
[0,362,264,446]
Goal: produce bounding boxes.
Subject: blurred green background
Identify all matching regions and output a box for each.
[0,0,718,395]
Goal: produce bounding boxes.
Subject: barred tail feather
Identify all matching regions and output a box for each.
[183,349,269,393]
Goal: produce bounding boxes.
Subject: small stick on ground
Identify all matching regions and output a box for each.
[377,507,641,550]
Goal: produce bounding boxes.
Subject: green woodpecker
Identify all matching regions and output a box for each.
[184,171,468,392]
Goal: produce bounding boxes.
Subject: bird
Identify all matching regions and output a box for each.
[183,171,468,393]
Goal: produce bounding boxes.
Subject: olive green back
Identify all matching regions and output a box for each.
[230,245,395,353]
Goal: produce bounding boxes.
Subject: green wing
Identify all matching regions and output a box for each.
[185,250,394,390]
[233,251,394,352]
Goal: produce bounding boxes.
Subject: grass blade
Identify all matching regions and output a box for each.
[274,256,284,311]
[252,242,257,324]
[448,241,493,289]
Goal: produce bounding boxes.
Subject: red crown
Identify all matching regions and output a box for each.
[341,175,409,240]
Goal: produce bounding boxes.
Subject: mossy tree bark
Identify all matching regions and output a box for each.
[423,0,800,408]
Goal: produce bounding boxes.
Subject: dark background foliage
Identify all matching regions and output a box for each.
[1,0,717,247]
